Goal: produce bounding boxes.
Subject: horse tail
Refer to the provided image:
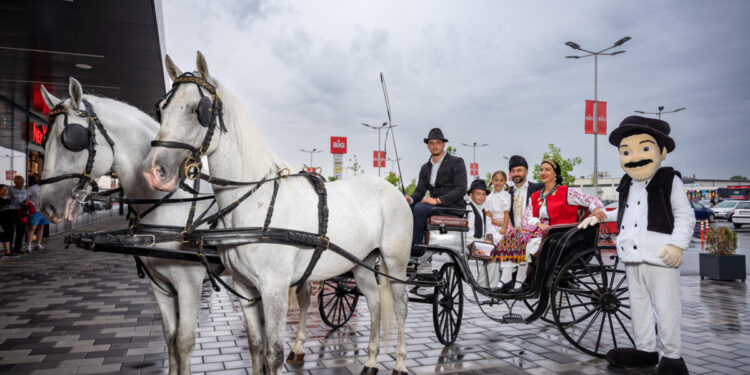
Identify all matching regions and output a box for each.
[379,258,395,347]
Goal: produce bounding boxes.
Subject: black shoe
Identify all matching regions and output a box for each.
[657,357,689,375]
[606,348,659,368]
[497,282,513,293]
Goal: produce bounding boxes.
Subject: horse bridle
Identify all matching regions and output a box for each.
[40,99,116,203]
[151,72,227,181]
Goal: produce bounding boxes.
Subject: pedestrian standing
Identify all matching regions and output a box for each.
[0,185,15,258]
[8,175,29,254]
[26,175,48,251]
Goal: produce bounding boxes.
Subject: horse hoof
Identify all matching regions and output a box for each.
[391,370,407,375]
[360,366,378,375]
[285,351,305,363]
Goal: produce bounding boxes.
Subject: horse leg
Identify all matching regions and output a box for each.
[288,282,311,363]
[260,282,291,375]
[380,255,410,374]
[352,255,381,373]
[151,285,179,375]
[173,268,204,375]
[233,282,266,375]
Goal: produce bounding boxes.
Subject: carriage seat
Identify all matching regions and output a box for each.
[428,215,468,230]
[534,207,591,258]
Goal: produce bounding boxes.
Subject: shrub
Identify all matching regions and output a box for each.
[706,227,738,255]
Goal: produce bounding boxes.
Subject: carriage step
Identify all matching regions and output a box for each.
[501,313,524,324]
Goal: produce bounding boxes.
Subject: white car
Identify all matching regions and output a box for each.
[731,201,750,228]
[712,200,742,220]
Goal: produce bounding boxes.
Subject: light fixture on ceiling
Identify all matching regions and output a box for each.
[75,63,92,70]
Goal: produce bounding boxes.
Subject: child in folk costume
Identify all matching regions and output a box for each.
[580,116,694,375]
[491,159,605,292]
[485,171,511,236]
[465,180,502,288]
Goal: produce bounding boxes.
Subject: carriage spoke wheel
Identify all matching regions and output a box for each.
[318,278,359,329]
[551,248,634,358]
[433,262,463,345]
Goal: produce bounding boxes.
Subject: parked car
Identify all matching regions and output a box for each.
[731,201,750,229]
[711,200,742,220]
[692,202,715,222]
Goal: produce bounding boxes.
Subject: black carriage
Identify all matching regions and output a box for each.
[317,209,632,358]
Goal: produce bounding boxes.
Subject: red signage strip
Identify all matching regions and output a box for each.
[469,163,478,176]
[373,151,385,167]
[330,136,347,154]
[585,100,607,135]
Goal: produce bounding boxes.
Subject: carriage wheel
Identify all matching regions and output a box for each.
[551,247,634,358]
[433,262,463,345]
[318,278,359,329]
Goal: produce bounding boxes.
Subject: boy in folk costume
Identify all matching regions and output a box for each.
[465,179,502,288]
[580,116,695,375]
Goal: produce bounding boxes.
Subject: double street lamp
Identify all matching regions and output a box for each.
[361,122,396,177]
[299,148,322,171]
[565,36,631,197]
[461,141,489,179]
[634,106,687,120]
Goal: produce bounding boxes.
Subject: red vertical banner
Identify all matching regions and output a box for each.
[585,100,607,135]
[470,163,478,176]
[373,151,385,167]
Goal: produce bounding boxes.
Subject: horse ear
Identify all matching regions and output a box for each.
[165,54,182,81]
[69,77,83,109]
[40,85,61,109]
[196,51,210,80]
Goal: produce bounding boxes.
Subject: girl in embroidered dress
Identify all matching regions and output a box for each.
[490,159,604,291]
[485,170,511,238]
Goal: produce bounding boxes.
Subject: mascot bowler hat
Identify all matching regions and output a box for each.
[508,155,528,171]
[609,116,676,153]
[467,179,491,194]
[424,128,449,144]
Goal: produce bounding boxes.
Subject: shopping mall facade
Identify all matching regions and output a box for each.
[0,0,166,186]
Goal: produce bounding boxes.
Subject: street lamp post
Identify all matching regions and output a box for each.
[634,106,687,120]
[361,122,390,177]
[460,141,489,179]
[565,36,630,197]
[299,148,322,171]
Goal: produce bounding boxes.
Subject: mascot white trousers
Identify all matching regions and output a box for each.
[625,263,682,359]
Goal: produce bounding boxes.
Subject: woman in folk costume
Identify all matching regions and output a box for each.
[485,171,512,236]
[491,159,605,291]
[465,179,502,288]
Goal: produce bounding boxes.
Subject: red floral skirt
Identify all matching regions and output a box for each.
[490,224,543,263]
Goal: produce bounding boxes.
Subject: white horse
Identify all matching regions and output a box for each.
[38,79,313,375]
[142,52,413,375]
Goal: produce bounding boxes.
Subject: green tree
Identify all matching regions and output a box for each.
[347,154,363,176]
[406,178,417,195]
[532,143,582,186]
[327,175,339,182]
[730,175,749,181]
[446,145,457,155]
[483,172,493,189]
[385,172,400,187]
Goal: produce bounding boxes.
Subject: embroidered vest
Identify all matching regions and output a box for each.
[470,203,486,239]
[616,167,681,235]
[531,185,578,225]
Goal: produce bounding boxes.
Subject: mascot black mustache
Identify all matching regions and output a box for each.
[579,116,695,375]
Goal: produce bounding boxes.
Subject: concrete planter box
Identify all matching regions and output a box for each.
[699,253,746,281]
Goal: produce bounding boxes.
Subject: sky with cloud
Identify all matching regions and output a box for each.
[161,0,750,183]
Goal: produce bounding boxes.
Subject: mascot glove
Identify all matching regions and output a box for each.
[659,244,683,267]
[578,216,599,229]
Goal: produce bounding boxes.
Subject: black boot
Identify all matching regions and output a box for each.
[657,357,689,375]
[606,348,659,368]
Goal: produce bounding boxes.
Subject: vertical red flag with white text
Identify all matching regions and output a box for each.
[585,100,607,135]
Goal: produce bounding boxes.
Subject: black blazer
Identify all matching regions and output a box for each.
[508,180,543,226]
[410,153,468,210]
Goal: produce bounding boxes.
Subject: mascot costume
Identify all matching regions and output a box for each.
[580,116,695,375]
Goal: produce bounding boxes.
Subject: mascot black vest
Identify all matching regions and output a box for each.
[616,167,682,235]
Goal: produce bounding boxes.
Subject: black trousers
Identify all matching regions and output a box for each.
[12,216,26,253]
[411,202,459,251]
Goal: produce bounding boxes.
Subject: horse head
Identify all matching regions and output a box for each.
[39,78,116,223]
[143,52,225,192]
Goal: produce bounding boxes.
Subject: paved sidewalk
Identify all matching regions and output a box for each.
[0,220,748,374]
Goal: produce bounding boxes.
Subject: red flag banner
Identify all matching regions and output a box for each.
[373,151,385,167]
[469,163,478,176]
[585,100,607,135]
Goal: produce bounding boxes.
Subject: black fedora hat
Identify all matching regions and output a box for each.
[424,128,449,144]
[609,116,675,153]
[467,179,491,194]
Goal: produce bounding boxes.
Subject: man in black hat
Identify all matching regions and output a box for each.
[507,155,543,227]
[406,128,467,252]
[579,116,694,375]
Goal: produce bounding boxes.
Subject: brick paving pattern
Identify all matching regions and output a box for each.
[0,220,748,374]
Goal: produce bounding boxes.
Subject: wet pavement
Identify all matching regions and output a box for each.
[0,219,748,375]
